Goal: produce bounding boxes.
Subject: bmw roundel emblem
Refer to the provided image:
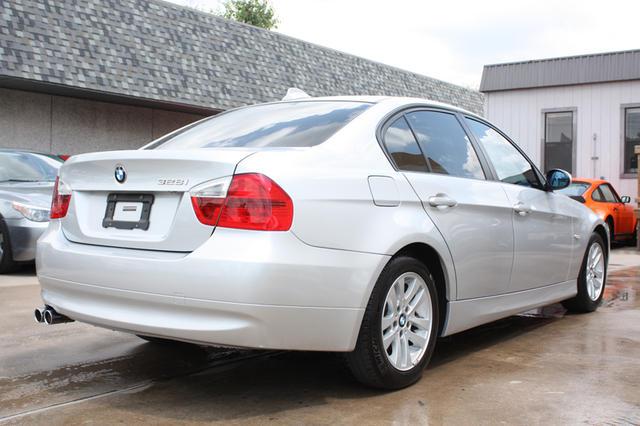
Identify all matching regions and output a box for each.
[114,165,126,183]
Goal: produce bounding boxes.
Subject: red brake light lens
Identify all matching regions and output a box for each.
[50,177,72,219]
[190,174,293,231]
[219,174,293,231]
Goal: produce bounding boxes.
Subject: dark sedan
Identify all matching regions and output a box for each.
[0,150,62,273]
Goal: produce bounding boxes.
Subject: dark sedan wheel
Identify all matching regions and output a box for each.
[0,219,17,274]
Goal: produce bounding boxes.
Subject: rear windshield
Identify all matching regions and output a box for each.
[557,181,590,197]
[148,101,371,150]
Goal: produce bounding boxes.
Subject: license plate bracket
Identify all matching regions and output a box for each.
[102,193,154,230]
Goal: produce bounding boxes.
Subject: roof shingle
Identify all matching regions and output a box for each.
[0,0,484,114]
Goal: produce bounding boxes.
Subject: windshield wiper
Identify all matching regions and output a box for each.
[0,179,42,183]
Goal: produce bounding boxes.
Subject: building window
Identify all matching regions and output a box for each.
[544,111,574,174]
[624,107,640,174]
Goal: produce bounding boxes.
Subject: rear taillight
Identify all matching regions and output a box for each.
[50,177,72,219]
[190,173,293,231]
[190,176,231,226]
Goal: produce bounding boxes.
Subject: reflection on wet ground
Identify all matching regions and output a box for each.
[604,267,638,308]
[1,266,639,424]
[520,266,639,320]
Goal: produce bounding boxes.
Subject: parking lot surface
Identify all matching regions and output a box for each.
[1,249,639,425]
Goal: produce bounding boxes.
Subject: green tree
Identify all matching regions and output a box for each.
[221,0,278,30]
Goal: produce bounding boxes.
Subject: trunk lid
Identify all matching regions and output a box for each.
[58,149,256,251]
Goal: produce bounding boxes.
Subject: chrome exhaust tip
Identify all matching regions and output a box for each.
[34,308,44,323]
[42,307,74,325]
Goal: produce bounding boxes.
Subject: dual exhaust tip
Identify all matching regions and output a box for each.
[34,306,73,325]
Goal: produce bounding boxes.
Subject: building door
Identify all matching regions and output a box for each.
[544,111,574,174]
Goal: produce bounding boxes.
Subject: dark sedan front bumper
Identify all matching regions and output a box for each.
[5,218,48,262]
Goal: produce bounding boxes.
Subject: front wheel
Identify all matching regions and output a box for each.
[346,256,439,389]
[562,233,607,313]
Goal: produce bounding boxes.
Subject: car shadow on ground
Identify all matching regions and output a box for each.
[5,262,36,276]
[79,311,563,423]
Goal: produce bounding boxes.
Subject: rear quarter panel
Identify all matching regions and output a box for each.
[234,102,458,301]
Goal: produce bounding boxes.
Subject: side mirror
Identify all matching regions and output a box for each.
[621,196,631,204]
[546,169,571,191]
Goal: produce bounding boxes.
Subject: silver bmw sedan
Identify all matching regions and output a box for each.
[35,96,607,389]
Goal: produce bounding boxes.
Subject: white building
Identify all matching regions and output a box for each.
[481,49,640,199]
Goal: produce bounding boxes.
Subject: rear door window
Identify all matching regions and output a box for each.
[148,101,371,150]
[405,111,485,180]
[382,117,430,172]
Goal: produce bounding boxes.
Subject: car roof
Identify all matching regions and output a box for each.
[268,95,481,119]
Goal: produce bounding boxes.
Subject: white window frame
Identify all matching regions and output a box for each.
[621,103,640,179]
[541,107,577,174]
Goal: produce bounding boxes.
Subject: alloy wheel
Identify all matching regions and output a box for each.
[380,272,432,371]
[585,242,605,301]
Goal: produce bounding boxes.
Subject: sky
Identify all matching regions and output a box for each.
[167,0,640,89]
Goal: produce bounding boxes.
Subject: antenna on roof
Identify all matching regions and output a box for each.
[282,88,311,101]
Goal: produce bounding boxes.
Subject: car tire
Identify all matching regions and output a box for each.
[0,218,18,274]
[562,233,607,313]
[346,256,439,389]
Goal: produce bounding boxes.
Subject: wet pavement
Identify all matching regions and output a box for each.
[1,250,639,425]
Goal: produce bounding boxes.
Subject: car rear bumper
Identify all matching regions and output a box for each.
[5,218,48,262]
[37,222,389,351]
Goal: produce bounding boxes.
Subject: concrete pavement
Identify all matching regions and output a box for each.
[0,249,638,425]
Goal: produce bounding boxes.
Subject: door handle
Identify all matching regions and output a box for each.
[428,193,457,208]
[513,202,532,216]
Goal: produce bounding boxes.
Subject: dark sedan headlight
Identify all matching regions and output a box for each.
[11,201,50,222]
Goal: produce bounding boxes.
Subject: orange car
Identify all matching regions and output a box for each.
[559,178,637,243]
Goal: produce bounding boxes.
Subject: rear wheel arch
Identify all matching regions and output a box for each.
[390,242,449,336]
[593,224,609,258]
[347,255,440,388]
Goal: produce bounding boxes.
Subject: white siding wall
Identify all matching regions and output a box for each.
[484,80,640,198]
